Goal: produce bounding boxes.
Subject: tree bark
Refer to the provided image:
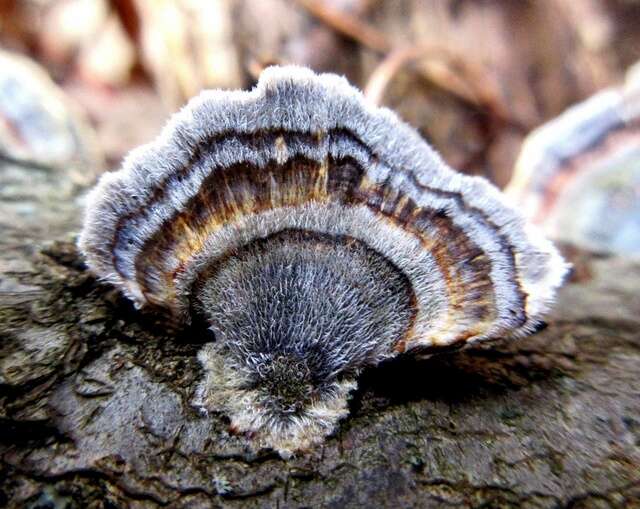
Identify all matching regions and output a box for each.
[1,157,639,508]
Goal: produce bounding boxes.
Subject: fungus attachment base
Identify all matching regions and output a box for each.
[192,230,416,455]
[194,342,359,457]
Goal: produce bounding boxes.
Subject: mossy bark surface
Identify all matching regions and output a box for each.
[1,158,639,508]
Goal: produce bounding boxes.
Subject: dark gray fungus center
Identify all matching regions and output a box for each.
[194,230,416,414]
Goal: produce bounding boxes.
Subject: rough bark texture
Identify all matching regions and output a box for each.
[1,158,640,508]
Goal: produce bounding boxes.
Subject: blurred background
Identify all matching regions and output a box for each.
[1,0,639,253]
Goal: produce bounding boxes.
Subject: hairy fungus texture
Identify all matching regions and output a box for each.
[79,66,568,456]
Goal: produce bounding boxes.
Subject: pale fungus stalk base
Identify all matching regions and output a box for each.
[194,343,357,457]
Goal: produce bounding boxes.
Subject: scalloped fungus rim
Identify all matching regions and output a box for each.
[78,66,569,455]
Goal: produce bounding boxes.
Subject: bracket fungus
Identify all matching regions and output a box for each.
[79,66,568,456]
[507,62,640,256]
